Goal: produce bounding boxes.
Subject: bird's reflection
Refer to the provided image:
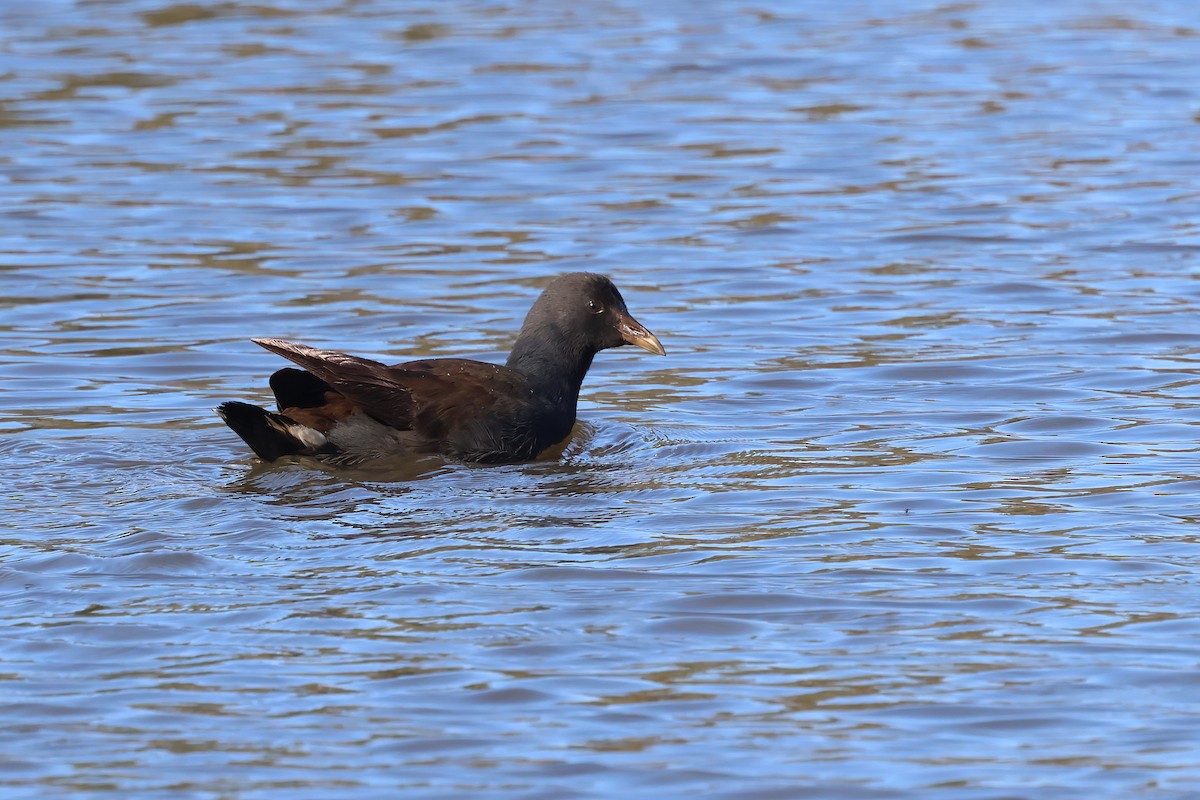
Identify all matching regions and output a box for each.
[218,420,659,539]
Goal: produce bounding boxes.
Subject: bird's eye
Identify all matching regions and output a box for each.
[588,300,604,314]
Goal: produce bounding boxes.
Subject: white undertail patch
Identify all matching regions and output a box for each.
[267,416,328,449]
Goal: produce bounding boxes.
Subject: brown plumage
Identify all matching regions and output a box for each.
[215,272,664,465]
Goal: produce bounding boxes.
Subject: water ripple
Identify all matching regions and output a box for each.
[3,1,1200,798]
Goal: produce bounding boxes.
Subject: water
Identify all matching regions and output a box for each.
[3,1,1200,797]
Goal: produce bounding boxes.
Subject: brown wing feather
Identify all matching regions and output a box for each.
[253,338,418,427]
[252,338,522,442]
[283,394,358,432]
[391,360,519,442]
[254,338,393,388]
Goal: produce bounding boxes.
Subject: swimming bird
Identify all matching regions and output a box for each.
[215,272,665,465]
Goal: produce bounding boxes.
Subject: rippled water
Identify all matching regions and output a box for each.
[4,1,1200,797]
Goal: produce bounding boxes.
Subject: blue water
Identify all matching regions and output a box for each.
[3,1,1200,797]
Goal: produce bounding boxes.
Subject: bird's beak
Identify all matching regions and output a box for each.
[616,313,666,355]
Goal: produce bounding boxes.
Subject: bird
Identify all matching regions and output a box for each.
[215,272,665,466]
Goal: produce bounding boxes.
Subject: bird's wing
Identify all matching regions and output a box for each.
[252,338,519,440]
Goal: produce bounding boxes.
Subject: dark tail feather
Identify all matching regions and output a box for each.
[268,367,334,412]
[215,401,334,462]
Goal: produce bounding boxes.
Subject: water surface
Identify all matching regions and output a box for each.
[3,1,1200,797]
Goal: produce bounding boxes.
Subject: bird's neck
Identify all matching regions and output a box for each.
[506,325,596,407]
